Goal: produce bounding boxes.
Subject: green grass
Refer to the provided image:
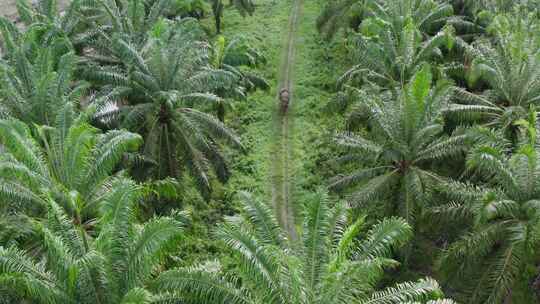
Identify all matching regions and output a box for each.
[221,0,292,200]
[221,0,348,215]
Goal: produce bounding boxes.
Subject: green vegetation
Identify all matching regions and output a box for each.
[329,66,468,227]
[0,0,539,303]
[155,191,451,303]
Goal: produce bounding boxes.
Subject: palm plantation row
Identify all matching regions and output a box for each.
[0,0,538,303]
[319,0,540,303]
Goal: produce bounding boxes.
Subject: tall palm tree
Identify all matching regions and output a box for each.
[0,178,184,304]
[0,104,142,225]
[444,15,540,140]
[330,66,467,225]
[84,20,242,199]
[152,191,454,303]
[436,111,540,304]
[209,35,269,121]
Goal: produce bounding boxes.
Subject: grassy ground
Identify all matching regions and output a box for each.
[221,0,346,226]
[221,0,293,201]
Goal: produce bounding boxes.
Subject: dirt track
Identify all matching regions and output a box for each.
[271,0,302,241]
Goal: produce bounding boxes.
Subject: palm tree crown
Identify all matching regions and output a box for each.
[437,110,540,303]
[445,14,540,138]
[317,0,458,40]
[0,104,142,224]
[0,36,87,125]
[0,178,184,304]
[330,66,467,225]
[84,19,242,199]
[339,20,457,90]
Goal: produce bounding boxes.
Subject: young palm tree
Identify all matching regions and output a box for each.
[437,111,540,303]
[444,15,540,140]
[84,20,242,199]
[0,178,184,304]
[209,35,269,121]
[0,104,142,225]
[152,191,453,303]
[330,66,467,225]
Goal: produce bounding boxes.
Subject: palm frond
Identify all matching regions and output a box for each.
[355,217,412,260]
[238,191,283,246]
[360,277,443,304]
[153,267,251,304]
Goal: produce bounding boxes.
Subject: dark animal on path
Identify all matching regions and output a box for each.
[279,88,289,113]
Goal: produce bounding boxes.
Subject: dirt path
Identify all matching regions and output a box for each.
[271,0,303,241]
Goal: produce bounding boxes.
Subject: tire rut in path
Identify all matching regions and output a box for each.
[271,0,303,241]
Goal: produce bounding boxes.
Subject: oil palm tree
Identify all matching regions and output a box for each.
[444,15,540,140]
[0,0,103,53]
[339,20,457,90]
[0,103,142,225]
[317,0,459,40]
[451,0,538,17]
[153,191,453,303]
[209,35,269,121]
[0,178,184,304]
[437,111,540,303]
[68,0,180,69]
[330,66,468,225]
[84,20,242,199]
[9,0,82,29]
[89,0,173,47]
[0,37,88,125]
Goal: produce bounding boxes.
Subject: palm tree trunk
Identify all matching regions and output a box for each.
[216,88,226,122]
[213,0,223,33]
[534,266,540,302]
[217,102,225,122]
[215,13,222,33]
